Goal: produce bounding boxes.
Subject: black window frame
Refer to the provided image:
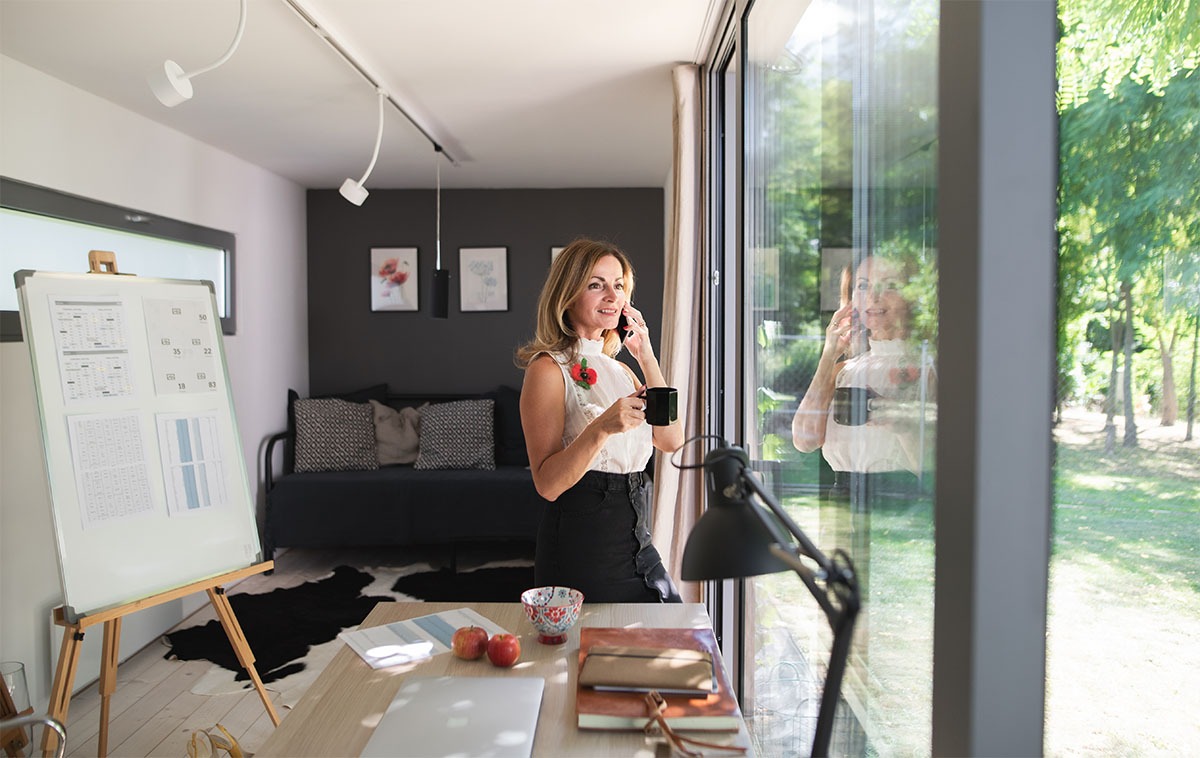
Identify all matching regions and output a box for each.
[1,176,236,340]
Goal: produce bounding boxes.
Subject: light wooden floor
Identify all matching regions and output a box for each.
[55,545,522,757]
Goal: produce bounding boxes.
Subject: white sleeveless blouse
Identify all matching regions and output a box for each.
[822,338,933,475]
[552,338,653,474]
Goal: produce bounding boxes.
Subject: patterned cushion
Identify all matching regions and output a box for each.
[414,399,496,470]
[293,398,379,473]
[285,384,387,473]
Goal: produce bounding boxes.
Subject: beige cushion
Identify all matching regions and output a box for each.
[371,400,423,465]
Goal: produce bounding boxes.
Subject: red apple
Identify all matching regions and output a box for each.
[451,625,489,660]
[486,633,521,667]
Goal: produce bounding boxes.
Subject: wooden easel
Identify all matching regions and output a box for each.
[24,252,276,754]
[87,249,124,275]
[42,562,280,757]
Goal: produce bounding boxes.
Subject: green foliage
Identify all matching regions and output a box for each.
[1058,0,1200,110]
[1057,22,1200,415]
[756,332,822,398]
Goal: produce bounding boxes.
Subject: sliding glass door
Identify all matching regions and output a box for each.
[727,0,939,753]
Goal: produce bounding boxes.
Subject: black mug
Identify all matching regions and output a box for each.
[644,387,678,426]
[832,386,876,426]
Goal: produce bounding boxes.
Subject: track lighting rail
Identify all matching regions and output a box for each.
[280,0,457,166]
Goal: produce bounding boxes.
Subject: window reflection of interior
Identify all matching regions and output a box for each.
[1,208,228,316]
[740,0,938,754]
[0,178,234,341]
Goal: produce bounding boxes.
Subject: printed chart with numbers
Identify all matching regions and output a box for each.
[49,295,136,403]
[67,411,156,529]
[156,412,230,515]
[143,297,221,395]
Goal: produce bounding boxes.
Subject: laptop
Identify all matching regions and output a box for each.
[361,676,545,757]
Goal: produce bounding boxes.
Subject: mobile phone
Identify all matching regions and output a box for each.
[617,313,630,342]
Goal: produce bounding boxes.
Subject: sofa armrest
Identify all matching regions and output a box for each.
[265,431,290,491]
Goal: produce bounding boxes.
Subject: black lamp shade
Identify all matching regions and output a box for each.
[681,503,793,581]
[432,268,450,319]
[681,446,794,581]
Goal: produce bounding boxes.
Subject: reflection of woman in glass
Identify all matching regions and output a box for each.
[792,254,935,498]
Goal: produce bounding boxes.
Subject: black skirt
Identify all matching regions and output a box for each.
[535,470,681,603]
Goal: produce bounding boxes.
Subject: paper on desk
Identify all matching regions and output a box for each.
[339,607,510,669]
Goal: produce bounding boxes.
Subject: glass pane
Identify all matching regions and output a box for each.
[0,208,229,317]
[1048,2,1200,752]
[741,0,938,754]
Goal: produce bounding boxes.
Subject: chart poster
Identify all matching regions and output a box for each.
[143,297,221,395]
[66,411,156,530]
[156,411,230,515]
[48,295,136,403]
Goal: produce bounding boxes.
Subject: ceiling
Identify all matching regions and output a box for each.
[0,0,722,190]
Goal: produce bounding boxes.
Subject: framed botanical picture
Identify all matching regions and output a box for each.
[551,246,565,263]
[370,247,418,312]
[459,247,508,312]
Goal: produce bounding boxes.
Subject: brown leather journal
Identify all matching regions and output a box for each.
[576,627,741,732]
[579,645,715,695]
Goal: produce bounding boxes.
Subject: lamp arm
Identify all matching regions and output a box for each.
[355,89,386,184]
[766,543,837,618]
[738,466,861,625]
[740,469,830,572]
[186,0,249,79]
[737,463,860,758]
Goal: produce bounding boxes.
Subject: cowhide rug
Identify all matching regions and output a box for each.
[161,557,534,706]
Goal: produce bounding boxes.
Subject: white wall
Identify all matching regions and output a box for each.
[0,55,309,711]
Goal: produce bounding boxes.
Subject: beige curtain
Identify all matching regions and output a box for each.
[652,64,705,603]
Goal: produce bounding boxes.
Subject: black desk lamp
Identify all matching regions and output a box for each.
[681,442,860,758]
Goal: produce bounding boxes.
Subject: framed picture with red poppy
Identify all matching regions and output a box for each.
[371,247,419,312]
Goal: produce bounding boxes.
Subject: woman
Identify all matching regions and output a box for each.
[515,238,683,602]
[792,254,935,497]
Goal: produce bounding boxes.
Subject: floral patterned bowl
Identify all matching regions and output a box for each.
[520,586,584,644]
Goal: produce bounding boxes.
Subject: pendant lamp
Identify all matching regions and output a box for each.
[431,150,450,318]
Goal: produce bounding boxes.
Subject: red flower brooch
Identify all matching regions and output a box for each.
[888,365,922,386]
[570,359,598,390]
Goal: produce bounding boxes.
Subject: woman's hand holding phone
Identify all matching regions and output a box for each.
[618,303,652,360]
[617,313,630,342]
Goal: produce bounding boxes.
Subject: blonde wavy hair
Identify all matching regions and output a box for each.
[514,238,635,368]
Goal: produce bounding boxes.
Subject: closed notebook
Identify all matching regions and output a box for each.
[576,627,741,732]
[579,645,715,695]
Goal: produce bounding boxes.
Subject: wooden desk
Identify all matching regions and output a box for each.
[256,601,752,757]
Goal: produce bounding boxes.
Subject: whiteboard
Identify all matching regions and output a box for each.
[15,270,261,621]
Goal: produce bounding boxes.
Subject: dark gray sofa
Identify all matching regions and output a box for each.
[262,386,543,561]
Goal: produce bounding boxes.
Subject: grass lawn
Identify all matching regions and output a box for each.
[1045,409,1200,757]
[744,409,1198,756]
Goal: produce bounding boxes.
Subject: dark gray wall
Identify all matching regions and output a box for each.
[306,188,665,396]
